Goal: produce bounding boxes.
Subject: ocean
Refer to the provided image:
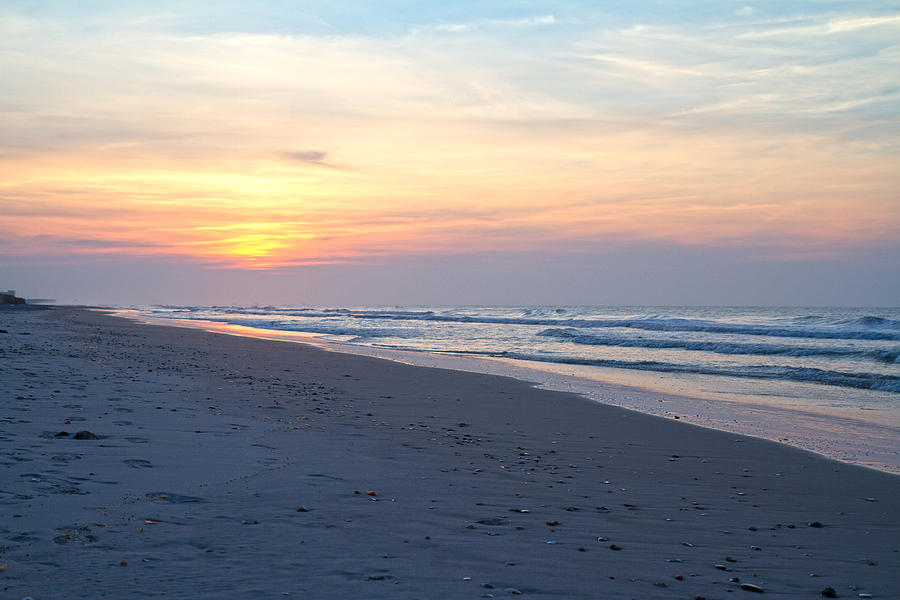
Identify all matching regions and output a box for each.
[125,305,900,473]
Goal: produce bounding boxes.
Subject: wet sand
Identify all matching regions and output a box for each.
[1,307,898,598]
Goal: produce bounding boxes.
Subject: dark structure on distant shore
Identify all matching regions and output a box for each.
[1,290,26,305]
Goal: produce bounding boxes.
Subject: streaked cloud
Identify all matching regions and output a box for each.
[1,1,898,273]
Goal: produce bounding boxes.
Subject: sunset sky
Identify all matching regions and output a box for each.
[2,1,898,305]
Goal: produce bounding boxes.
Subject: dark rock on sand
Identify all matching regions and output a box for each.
[740,583,765,593]
[821,587,837,598]
[809,521,824,528]
[73,431,99,440]
[54,431,70,437]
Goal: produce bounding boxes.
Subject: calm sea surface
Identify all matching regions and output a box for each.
[128,305,900,473]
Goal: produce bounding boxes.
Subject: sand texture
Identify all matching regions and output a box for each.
[1,307,898,599]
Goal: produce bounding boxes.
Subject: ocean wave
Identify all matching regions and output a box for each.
[538,329,900,363]
[501,353,900,392]
[146,306,900,341]
[845,315,900,329]
[282,312,900,340]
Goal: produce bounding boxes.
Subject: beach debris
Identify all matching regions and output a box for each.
[740,583,765,593]
[73,430,99,440]
[143,520,157,525]
[146,492,206,504]
[508,508,529,513]
[119,560,128,566]
[577,547,586,552]
[546,520,559,526]
[366,490,378,497]
[809,521,824,528]
[715,565,728,571]
[857,594,873,598]
[296,506,310,512]
[54,431,70,437]
[609,544,622,551]
[503,588,522,595]
[0,563,7,571]
[864,497,877,502]
[820,587,837,598]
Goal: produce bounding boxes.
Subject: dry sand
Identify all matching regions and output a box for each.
[1,306,898,599]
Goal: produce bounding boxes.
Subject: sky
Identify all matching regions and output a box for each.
[1,1,898,306]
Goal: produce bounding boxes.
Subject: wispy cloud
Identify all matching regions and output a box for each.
[421,14,560,34]
[1,2,898,270]
[280,150,347,169]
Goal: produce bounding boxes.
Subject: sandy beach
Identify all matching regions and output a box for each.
[2,306,899,599]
